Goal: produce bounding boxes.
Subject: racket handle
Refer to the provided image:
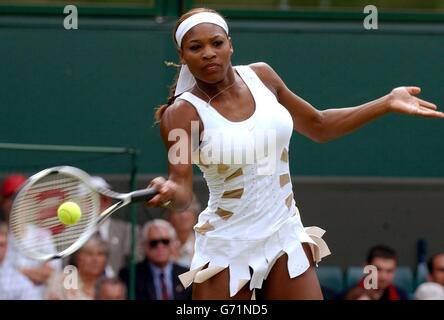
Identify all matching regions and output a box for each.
[129,187,158,203]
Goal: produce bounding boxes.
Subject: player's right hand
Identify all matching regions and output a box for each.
[145,176,177,208]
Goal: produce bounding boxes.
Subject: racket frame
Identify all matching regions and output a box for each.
[10,166,157,261]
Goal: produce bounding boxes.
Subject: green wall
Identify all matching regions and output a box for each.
[1,16,443,176]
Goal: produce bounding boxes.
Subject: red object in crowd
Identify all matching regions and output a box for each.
[1,174,26,198]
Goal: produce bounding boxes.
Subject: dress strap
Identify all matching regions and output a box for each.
[176,91,209,114]
[234,65,271,97]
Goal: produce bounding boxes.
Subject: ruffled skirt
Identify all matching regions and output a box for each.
[178,215,330,297]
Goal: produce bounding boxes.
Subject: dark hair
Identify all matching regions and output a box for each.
[153,8,224,122]
[366,244,398,264]
[427,253,444,274]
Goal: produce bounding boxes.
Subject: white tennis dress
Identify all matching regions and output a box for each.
[177,65,330,297]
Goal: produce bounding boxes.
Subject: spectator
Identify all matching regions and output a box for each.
[0,222,41,299]
[119,219,191,300]
[167,194,200,268]
[45,234,108,300]
[90,176,142,278]
[343,245,408,300]
[0,175,26,220]
[414,282,444,300]
[97,278,127,300]
[414,252,444,299]
[427,253,444,286]
[1,174,61,299]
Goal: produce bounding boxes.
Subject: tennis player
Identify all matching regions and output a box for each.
[146,8,443,300]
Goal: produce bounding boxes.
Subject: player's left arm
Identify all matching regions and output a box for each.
[250,62,443,143]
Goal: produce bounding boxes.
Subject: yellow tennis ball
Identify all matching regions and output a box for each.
[57,201,82,225]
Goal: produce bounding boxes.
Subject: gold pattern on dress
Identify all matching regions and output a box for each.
[224,168,243,182]
[222,188,244,199]
[216,208,234,220]
[280,148,289,162]
[279,173,290,187]
[285,193,293,209]
[217,164,230,174]
[194,220,215,235]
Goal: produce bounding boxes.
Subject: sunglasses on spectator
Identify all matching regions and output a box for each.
[147,239,170,248]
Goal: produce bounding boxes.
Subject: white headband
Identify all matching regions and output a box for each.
[174,12,229,96]
[175,12,229,48]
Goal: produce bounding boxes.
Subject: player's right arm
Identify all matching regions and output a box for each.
[146,100,200,211]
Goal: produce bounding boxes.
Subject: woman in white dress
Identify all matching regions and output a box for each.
[147,8,443,300]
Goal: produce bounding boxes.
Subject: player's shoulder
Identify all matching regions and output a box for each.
[247,62,282,94]
[248,62,275,75]
[160,98,200,130]
[248,62,281,84]
[169,97,199,114]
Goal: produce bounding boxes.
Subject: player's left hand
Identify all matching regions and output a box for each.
[388,87,444,118]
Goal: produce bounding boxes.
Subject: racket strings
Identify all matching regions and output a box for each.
[9,173,99,260]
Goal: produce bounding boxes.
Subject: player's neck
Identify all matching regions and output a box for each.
[195,65,236,95]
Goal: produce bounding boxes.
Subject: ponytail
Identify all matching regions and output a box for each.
[154,61,181,123]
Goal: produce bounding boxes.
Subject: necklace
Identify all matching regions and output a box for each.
[195,77,237,106]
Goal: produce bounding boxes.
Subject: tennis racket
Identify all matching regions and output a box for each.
[9,165,157,261]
